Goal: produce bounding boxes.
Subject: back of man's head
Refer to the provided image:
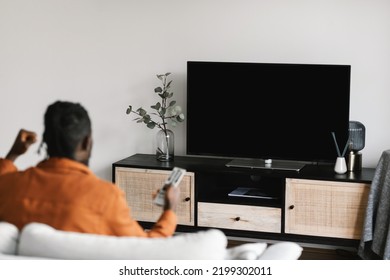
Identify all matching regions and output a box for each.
[43,101,91,161]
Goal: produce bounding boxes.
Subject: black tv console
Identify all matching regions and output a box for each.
[113,154,375,247]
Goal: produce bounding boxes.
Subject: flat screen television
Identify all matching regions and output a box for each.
[186,61,351,170]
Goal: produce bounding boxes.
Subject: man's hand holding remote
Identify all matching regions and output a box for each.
[153,167,186,208]
[163,184,180,211]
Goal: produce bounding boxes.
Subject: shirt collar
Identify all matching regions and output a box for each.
[37,157,92,175]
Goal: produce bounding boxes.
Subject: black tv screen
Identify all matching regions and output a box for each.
[186,61,351,165]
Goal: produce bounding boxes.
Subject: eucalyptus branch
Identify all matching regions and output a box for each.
[126,72,185,134]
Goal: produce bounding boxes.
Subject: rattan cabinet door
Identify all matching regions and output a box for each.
[115,167,195,226]
[285,178,369,239]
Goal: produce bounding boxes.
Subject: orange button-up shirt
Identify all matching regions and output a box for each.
[0,157,177,237]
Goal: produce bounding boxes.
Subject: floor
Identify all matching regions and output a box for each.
[298,247,360,260]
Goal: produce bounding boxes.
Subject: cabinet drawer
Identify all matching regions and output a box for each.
[115,167,195,226]
[198,202,281,233]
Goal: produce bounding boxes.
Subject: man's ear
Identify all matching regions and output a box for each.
[81,134,92,152]
[75,133,93,165]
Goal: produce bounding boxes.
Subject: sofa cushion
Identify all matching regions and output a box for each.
[18,223,228,260]
[225,242,267,260]
[0,222,19,254]
[257,242,303,260]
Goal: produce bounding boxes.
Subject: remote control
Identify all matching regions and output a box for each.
[153,167,186,207]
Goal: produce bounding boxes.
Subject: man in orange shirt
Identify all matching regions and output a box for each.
[0,100,179,237]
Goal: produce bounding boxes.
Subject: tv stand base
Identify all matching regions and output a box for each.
[226,158,306,172]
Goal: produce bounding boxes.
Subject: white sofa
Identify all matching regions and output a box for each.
[0,222,302,260]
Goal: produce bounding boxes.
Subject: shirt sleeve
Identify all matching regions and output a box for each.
[147,209,178,237]
[0,158,18,176]
[104,187,177,237]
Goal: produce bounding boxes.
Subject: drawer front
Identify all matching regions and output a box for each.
[115,167,195,226]
[198,202,281,233]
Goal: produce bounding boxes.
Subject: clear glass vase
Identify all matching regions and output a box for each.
[156,129,174,162]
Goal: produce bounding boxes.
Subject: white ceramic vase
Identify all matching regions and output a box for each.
[334,157,347,174]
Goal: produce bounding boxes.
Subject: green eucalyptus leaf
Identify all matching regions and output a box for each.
[157,74,164,80]
[169,100,176,107]
[177,113,185,121]
[137,108,147,116]
[166,80,172,88]
[165,72,171,76]
[143,115,151,122]
[147,122,156,129]
[151,102,161,110]
[126,108,131,114]
[154,87,162,93]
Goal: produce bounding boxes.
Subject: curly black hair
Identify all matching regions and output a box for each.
[41,101,91,160]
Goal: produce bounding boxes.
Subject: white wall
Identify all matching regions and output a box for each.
[1,0,389,181]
